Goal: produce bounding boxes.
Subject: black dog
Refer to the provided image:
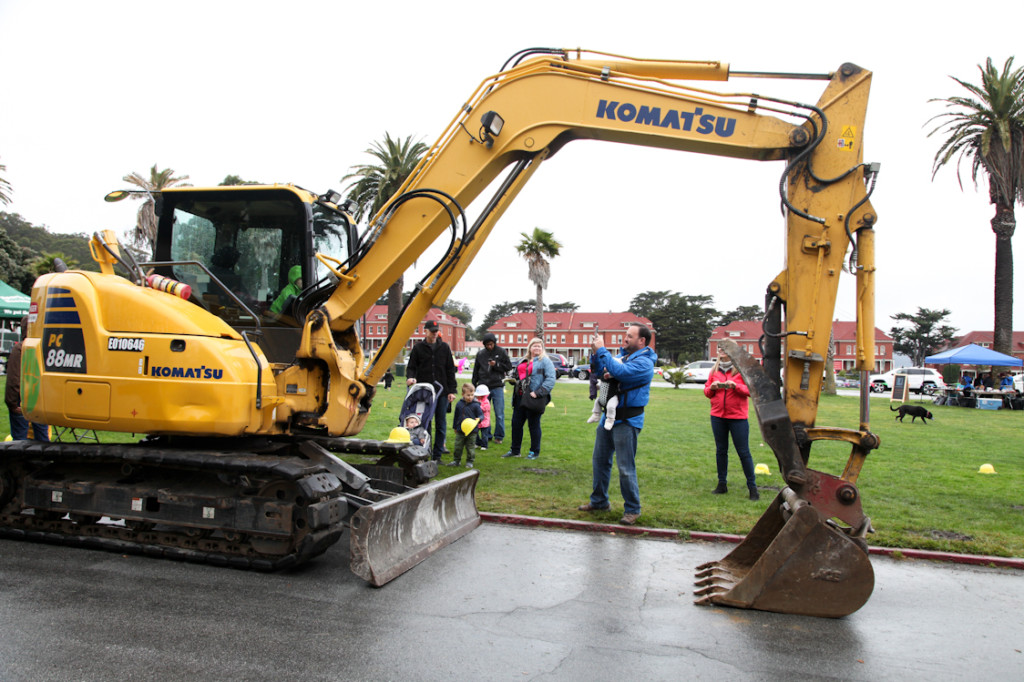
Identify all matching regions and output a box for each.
[891,404,933,424]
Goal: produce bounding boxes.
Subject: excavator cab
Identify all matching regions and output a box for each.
[152,185,357,361]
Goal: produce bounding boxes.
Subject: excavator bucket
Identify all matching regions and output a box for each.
[694,489,874,618]
[349,469,481,586]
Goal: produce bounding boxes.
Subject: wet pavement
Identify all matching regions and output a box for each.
[1,521,1022,681]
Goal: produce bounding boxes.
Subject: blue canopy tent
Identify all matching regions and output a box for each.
[925,344,1023,367]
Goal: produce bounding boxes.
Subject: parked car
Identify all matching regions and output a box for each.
[682,360,716,383]
[869,367,946,394]
[506,354,572,380]
[548,354,573,379]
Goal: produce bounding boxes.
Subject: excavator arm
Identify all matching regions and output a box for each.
[321,49,880,616]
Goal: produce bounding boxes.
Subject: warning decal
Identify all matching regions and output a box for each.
[837,125,856,152]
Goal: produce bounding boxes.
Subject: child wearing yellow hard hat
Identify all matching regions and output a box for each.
[447,383,484,469]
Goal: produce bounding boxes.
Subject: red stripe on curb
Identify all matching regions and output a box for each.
[479,512,1024,570]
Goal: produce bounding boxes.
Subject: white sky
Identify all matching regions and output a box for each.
[1,0,1021,337]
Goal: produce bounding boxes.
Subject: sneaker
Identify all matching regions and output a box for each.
[577,502,610,512]
[466,462,475,469]
[748,487,760,501]
[445,460,460,467]
[620,513,641,526]
[478,445,488,450]
[501,451,521,458]
[493,438,503,444]
[711,483,728,494]
[526,451,538,460]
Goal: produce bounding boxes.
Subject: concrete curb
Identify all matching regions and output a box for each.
[479,512,1024,570]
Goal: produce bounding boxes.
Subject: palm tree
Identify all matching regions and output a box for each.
[0,156,12,205]
[341,133,428,337]
[928,57,1024,357]
[515,228,562,338]
[122,164,190,257]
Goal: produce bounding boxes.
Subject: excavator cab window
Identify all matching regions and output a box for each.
[158,188,310,328]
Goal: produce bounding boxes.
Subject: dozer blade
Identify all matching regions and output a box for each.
[349,469,481,586]
[694,490,874,618]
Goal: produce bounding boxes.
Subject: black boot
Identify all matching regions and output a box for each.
[711,482,727,494]
[748,486,760,501]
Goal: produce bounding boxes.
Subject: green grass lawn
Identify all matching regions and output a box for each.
[4,376,1022,557]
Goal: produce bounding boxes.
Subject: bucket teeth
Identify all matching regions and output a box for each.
[694,562,729,579]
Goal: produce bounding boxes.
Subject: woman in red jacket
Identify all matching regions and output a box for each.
[703,351,759,501]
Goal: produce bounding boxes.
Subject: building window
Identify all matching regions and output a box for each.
[729,331,741,337]
[574,334,579,344]
[506,322,519,328]
[846,344,853,356]
[582,322,594,328]
[561,335,566,343]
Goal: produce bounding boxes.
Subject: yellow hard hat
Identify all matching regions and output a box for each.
[3,434,11,442]
[754,463,771,476]
[386,427,411,443]
[461,418,480,436]
[978,463,997,474]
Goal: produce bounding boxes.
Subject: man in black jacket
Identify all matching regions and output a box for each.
[472,332,512,445]
[406,320,457,460]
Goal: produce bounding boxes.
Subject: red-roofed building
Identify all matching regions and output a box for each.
[948,331,1024,364]
[486,312,655,364]
[361,305,467,355]
[708,320,894,373]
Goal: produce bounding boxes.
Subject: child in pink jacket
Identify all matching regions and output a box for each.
[474,383,492,449]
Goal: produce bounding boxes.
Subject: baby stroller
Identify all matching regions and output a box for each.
[398,381,443,450]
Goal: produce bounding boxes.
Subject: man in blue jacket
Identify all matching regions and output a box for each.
[577,323,655,526]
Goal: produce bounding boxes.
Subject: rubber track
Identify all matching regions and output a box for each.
[0,440,345,570]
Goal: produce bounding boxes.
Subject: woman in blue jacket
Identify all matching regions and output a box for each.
[502,337,556,460]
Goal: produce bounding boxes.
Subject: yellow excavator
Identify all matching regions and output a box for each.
[2,49,878,616]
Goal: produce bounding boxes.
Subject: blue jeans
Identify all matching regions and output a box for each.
[489,386,506,440]
[710,415,755,488]
[8,411,50,442]
[509,400,543,455]
[589,422,640,515]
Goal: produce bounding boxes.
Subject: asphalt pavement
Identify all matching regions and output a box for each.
[1,521,1022,681]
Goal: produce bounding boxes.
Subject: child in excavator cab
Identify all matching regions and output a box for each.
[270,264,303,314]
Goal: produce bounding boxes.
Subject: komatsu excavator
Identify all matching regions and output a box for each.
[2,49,878,616]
